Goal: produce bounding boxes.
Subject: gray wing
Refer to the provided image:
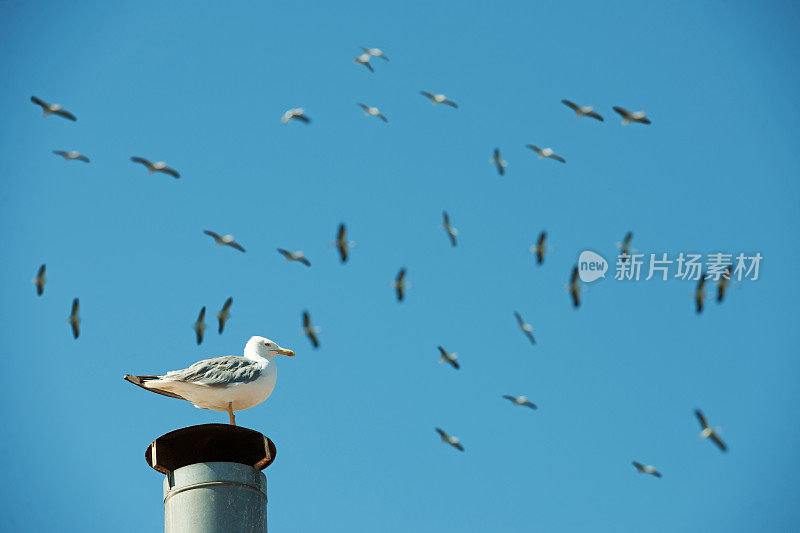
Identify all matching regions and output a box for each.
[162,356,262,386]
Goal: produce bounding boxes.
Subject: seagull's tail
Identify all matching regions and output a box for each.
[124,374,187,400]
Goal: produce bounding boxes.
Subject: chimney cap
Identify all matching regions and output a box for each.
[145,424,276,474]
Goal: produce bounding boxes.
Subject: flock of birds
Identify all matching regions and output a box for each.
[26,46,731,481]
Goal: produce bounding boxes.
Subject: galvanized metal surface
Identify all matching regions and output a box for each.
[164,462,267,533]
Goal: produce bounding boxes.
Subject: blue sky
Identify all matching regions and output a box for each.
[1,1,799,531]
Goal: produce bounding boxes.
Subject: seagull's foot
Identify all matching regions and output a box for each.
[227,402,236,426]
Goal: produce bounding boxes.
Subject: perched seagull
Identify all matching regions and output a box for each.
[513,311,536,345]
[530,231,548,265]
[437,346,459,369]
[694,277,707,314]
[617,232,634,262]
[130,156,180,178]
[356,103,388,122]
[435,428,464,451]
[442,211,458,247]
[419,91,458,108]
[561,99,604,121]
[67,298,81,339]
[359,46,389,61]
[32,264,47,296]
[193,307,207,345]
[567,266,581,308]
[333,224,354,263]
[217,297,233,334]
[203,230,246,253]
[277,248,311,267]
[502,395,537,409]
[392,268,408,302]
[695,409,727,452]
[52,150,89,163]
[302,311,320,349]
[716,265,733,303]
[490,148,507,175]
[526,145,566,163]
[613,106,651,125]
[30,96,76,121]
[124,336,295,425]
[281,108,311,124]
[632,461,662,478]
[353,53,374,72]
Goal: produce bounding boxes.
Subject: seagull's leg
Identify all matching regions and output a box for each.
[227,402,236,426]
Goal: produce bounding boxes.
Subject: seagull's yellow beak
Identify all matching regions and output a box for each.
[276,348,295,357]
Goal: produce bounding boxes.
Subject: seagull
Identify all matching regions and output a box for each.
[613,106,651,125]
[217,297,233,334]
[67,298,80,339]
[32,264,47,296]
[435,428,464,451]
[694,277,707,314]
[561,99,604,121]
[193,306,207,345]
[52,150,89,163]
[419,91,458,108]
[356,103,388,122]
[437,346,459,369]
[632,461,662,478]
[30,96,76,121]
[716,265,732,303]
[513,311,536,345]
[530,231,548,265]
[124,336,295,425]
[502,395,537,409]
[130,157,180,178]
[353,53,374,72]
[203,230,246,252]
[526,145,566,163]
[359,46,389,61]
[277,248,311,267]
[695,409,727,452]
[392,268,407,301]
[302,311,320,349]
[281,108,311,124]
[442,211,458,247]
[333,224,354,263]
[617,232,633,262]
[490,148,507,175]
[567,266,581,308]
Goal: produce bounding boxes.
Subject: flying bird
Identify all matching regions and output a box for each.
[356,103,388,122]
[30,96,76,121]
[632,461,662,478]
[561,99,604,121]
[130,157,180,178]
[613,106,651,125]
[442,211,458,247]
[302,311,320,349]
[392,268,407,301]
[437,346,459,369]
[359,46,389,61]
[32,264,47,296]
[216,297,233,334]
[281,108,310,124]
[277,248,311,267]
[124,336,295,425]
[52,150,89,163]
[513,311,536,345]
[435,428,464,451]
[567,266,581,308]
[193,307,207,345]
[419,91,458,108]
[530,231,548,265]
[203,230,246,252]
[67,298,80,339]
[353,53,374,72]
[694,277,707,314]
[526,145,566,163]
[695,409,727,452]
[502,395,537,409]
[716,265,733,303]
[490,148,507,175]
[333,224,354,263]
[617,232,633,261]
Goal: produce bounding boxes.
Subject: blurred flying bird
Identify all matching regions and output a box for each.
[281,108,310,124]
[356,103,388,122]
[435,428,464,451]
[695,409,727,452]
[530,231,548,265]
[130,156,180,178]
[490,148,507,175]
[68,298,80,339]
[203,230,246,252]
[277,249,311,267]
[419,91,458,108]
[632,461,662,478]
[52,150,89,163]
[353,53,374,72]
[617,232,634,262]
[437,346,459,369]
[513,311,536,345]
[442,211,458,247]
[561,99,604,121]
[32,264,47,296]
[392,268,407,301]
[567,266,581,308]
[613,106,651,125]
[216,297,233,334]
[694,277,707,314]
[502,395,537,409]
[717,265,733,303]
[526,145,566,163]
[333,224,354,263]
[30,96,76,121]
[302,311,320,349]
[359,46,389,60]
[193,307,206,345]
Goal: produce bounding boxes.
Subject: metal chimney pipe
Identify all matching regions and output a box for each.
[145,424,277,533]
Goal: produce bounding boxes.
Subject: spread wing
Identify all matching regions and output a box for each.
[31,96,47,109]
[561,99,579,112]
[159,166,180,178]
[204,229,221,241]
[695,409,709,430]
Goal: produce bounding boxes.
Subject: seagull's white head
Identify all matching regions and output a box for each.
[246,336,295,358]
